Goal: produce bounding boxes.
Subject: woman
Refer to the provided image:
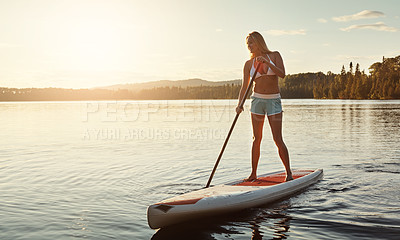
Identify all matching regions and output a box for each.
[236,31,293,182]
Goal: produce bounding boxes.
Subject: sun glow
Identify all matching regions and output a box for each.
[59,18,130,71]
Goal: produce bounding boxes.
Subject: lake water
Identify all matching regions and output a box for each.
[1,99,399,240]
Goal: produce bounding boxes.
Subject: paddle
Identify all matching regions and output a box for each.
[205,62,262,188]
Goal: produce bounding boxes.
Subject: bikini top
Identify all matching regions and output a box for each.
[250,54,276,78]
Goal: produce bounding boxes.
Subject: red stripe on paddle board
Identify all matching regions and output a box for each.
[235,170,314,186]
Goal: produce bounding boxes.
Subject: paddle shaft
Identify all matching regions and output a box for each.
[205,63,261,188]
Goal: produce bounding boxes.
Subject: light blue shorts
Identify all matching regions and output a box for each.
[250,96,282,116]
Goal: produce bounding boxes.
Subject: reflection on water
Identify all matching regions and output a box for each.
[249,204,292,240]
[0,100,399,239]
[151,201,293,240]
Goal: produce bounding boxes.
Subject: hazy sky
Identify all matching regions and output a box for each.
[0,0,399,88]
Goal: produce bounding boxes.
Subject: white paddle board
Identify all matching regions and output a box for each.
[147,169,323,229]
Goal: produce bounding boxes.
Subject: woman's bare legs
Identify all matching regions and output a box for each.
[246,113,265,181]
[267,112,293,181]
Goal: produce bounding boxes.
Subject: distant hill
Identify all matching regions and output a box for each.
[94,78,241,92]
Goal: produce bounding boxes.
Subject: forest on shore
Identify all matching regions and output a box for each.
[1,55,399,101]
[281,55,400,99]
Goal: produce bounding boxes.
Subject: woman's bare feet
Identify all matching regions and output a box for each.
[244,174,257,182]
[285,173,293,182]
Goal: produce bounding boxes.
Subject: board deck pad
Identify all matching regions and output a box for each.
[157,170,315,205]
[235,170,314,186]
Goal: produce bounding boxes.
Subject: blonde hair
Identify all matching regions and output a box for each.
[246,31,272,58]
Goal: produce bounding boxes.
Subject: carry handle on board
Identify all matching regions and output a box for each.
[205,62,262,188]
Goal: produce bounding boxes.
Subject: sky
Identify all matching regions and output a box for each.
[0,0,399,89]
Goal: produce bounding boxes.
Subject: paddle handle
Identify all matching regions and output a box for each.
[205,63,261,188]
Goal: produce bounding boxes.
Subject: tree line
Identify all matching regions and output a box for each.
[281,55,400,99]
[1,55,399,101]
[0,84,242,101]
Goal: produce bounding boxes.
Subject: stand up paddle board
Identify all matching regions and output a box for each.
[147,169,323,229]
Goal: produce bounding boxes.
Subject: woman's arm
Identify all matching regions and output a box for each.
[257,51,286,78]
[236,60,251,114]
